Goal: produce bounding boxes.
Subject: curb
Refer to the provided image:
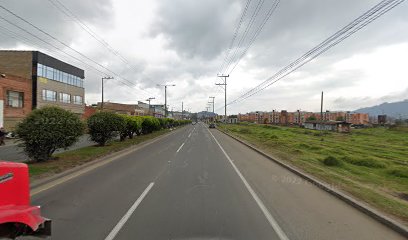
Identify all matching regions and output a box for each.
[30,127,185,191]
[217,128,408,238]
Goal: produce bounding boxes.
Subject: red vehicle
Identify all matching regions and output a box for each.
[0,161,51,239]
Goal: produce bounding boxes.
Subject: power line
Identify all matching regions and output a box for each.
[0,4,154,97]
[227,0,280,75]
[218,0,252,74]
[46,0,161,89]
[222,0,265,74]
[226,0,405,107]
[46,0,142,75]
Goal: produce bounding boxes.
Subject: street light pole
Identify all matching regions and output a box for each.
[157,84,176,117]
[101,76,114,110]
[209,96,215,113]
[216,74,229,123]
[146,97,155,116]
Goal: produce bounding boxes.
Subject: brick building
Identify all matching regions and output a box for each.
[0,73,32,129]
[82,105,97,119]
[0,51,85,116]
[238,110,370,126]
[351,113,370,125]
[97,102,137,115]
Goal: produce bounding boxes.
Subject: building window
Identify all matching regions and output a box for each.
[42,89,57,102]
[59,93,71,103]
[36,63,84,88]
[7,91,24,108]
[73,95,83,105]
[37,63,44,76]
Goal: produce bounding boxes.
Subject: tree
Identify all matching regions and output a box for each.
[336,116,345,121]
[306,115,317,121]
[15,106,84,162]
[87,112,125,146]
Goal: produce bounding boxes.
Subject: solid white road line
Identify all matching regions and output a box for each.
[176,142,185,153]
[207,129,290,240]
[188,133,192,138]
[104,182,155,240]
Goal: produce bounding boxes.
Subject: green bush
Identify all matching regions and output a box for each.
[119,115,143,140]
[167,118,175,127]
[323,156,342,166]
[141,116,161,134]
[87,112,125,146]
[15,106,84,162]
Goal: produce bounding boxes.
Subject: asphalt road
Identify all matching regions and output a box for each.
[0,134,96,162]
[29,123,404,240]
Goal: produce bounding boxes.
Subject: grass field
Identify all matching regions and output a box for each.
[28,129,170,179]
[219,123,408,224]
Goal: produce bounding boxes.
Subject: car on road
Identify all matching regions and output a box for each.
[209,123,216,128]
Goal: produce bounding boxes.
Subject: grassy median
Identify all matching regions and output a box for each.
[28,128,171,180]
[219,123,408,224]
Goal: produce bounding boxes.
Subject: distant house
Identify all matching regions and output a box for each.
[303,121,351,133]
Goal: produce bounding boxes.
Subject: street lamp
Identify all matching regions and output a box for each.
[209,97,215,113]
[101,76,114,110]
[157,84,176,117]
[146,97,155,116]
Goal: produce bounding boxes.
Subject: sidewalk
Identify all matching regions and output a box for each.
[0,135,96,162]
[1,139,19,147]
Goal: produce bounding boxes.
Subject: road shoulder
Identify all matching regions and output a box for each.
[216,127,408,238]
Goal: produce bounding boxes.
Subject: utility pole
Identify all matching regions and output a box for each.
[182,101,184,119]
[216,74,229,123]
[146,97,155,116]
[101,76,114,110]
[209,96,215,113]
[157,84,176,117]
[320,91,324,122]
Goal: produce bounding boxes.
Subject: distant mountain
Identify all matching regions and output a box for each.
[354,100,408,118]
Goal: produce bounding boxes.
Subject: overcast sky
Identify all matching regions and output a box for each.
[0,0,407,114]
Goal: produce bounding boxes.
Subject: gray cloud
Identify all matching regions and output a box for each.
[0,0,113,47]
[150,0,241,60]
[0,0,407,113]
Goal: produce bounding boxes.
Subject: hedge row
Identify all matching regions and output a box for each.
[15,106,191,162]
[88,112,192,146]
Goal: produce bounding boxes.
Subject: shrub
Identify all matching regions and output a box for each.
[119,115,143,140]
[141,116,161,134]
[15,106,84,162]
[158,118,168,129]
[87,112,125,146]
[167,118,175,128]
[323,156,342,166]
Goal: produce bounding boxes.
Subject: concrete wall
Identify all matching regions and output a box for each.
[37,77,84,114]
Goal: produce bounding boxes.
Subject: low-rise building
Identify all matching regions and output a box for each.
[0,73,32,129]
[97,102,137,115]
[82,105,97,119]
[304,121,351,133]
[0,50,85,116]
[150,104,165,118]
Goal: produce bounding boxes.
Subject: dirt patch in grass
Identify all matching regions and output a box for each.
[397,193,408,202]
